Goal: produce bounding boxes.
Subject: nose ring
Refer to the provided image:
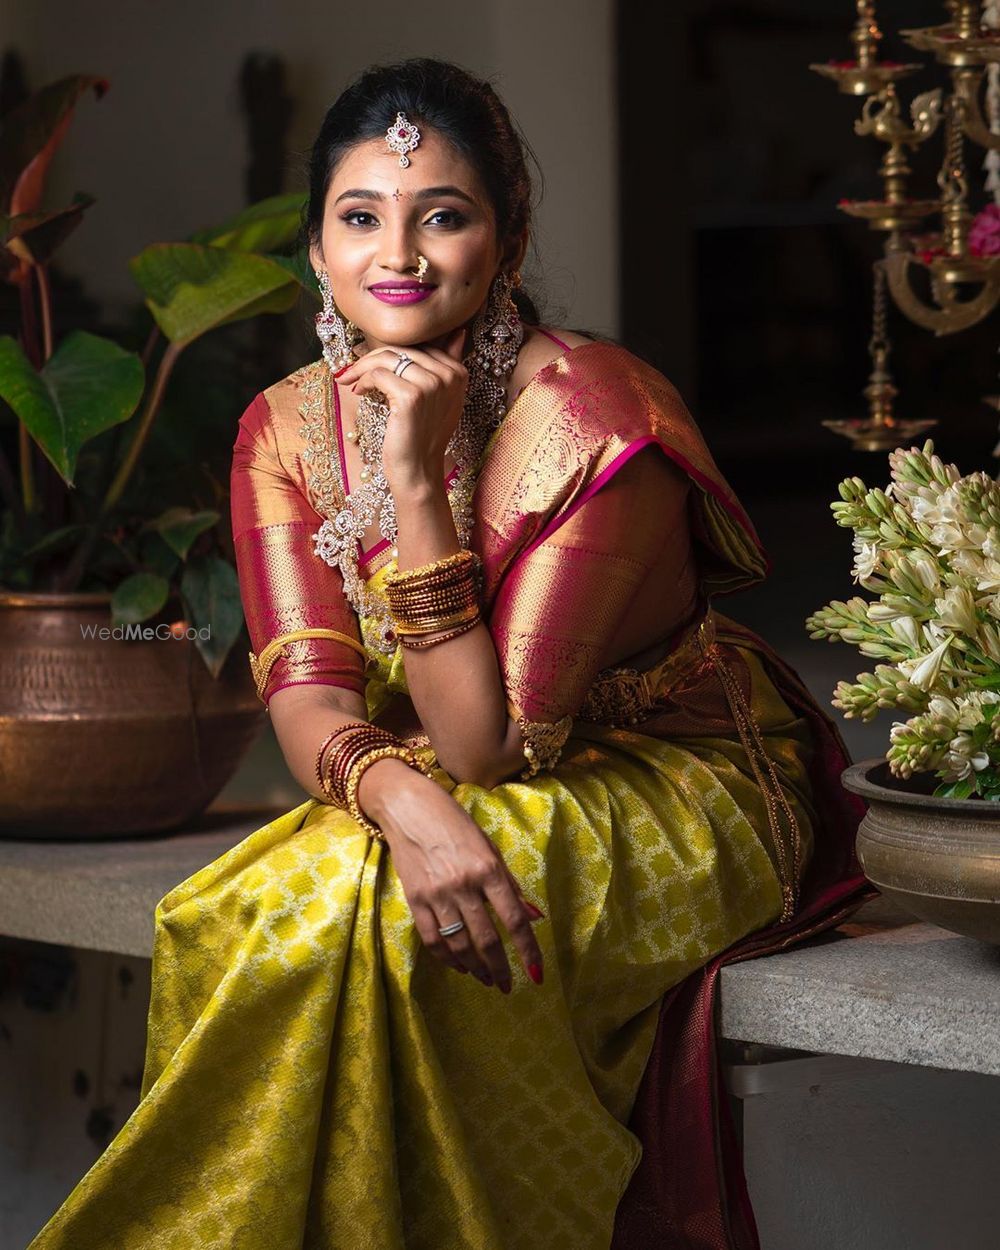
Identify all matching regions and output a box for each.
[414,254,429,283]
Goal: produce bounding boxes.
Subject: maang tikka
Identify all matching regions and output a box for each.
[386,111,421,168]
[310,265,525,654]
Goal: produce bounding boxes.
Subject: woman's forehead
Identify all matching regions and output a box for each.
[328,129,484,198]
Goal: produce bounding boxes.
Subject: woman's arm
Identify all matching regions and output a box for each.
[393,446,691,786]
[337,335,695,788]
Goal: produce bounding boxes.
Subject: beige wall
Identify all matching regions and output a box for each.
[5,0,619,335]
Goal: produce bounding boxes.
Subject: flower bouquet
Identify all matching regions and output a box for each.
[807,441,1000,800]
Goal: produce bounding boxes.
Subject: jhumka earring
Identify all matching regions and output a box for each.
[313,267,363,372]
[385,111,421,168]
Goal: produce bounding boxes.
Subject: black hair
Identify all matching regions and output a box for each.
[301,56,544,324]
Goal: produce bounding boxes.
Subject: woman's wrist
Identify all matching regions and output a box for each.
[384,467,443,507]
[356,755,430,830]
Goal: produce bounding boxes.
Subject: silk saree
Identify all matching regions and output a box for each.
[28,339,871,1250]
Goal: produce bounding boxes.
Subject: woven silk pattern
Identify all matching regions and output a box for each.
[30,345,818,1249]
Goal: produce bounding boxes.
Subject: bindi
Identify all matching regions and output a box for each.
[391,188,403,201]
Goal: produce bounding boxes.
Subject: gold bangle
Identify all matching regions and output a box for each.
[345,744,422,840]
[393,604,481,636]
[399,615,482,649]
[314,721,371,803]
[248,628,369,702]
[383,549,478,585]
[323,726,402,808]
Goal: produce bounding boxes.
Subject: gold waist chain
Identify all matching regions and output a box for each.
[697,629,802,923]
[579,607,802,923]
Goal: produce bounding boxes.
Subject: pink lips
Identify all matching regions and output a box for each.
[369,282,436,305]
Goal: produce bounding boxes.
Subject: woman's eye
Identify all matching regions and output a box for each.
[425,210,464,228]
[341,211,378,228]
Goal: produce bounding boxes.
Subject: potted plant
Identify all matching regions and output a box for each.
[807,440,1000,943]
[0,75,316,837]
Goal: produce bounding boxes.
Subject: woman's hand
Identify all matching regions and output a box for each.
[359,759,545,992]
[335,326,469,496]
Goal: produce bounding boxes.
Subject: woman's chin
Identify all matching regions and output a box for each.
[356,311,471,349]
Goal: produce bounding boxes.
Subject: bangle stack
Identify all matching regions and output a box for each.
[314,722,426,840]
[384,550,483,650]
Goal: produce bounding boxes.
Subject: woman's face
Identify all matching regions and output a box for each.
[311,126,508,354]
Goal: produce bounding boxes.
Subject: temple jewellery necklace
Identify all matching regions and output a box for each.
[311,111,524,655]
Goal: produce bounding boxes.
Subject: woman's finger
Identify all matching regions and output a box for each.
[340,344,456,388]
[456,888,513,991]
[410,899,470,975]
[481,869,545,986]
[435,908,492,984]
[349,366,427,409]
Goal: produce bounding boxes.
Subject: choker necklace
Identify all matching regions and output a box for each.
[312,279,524,654]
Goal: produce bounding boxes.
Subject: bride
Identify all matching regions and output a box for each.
[29,56,867,1250]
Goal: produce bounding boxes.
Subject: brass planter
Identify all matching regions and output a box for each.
[0,591,266,838]
[842,758,1000,944]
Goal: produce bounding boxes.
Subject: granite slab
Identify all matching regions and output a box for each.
[720,896,1000,1077]
[0,805,284,958]
[2,818,999,1078]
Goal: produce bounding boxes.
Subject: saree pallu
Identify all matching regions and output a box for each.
[27,343,870,1250]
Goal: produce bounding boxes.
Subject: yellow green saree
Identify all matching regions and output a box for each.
[28,339,867,1250]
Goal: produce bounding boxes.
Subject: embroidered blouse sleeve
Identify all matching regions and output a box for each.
[230,391,366,706]
[488,446,693,774]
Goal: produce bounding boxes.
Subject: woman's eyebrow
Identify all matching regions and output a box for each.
[333,185,478,207]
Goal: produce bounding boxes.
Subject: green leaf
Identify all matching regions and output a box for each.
[129,243,302,347]
[136,531,180,580]
[967,674,1000,689]
[142,506,219,559]
[0,332,144,484]
[111,571,169,625]
[935,777,976,800]
[180,555,244,678]
[265,247,318,294]
[20,522,90,562]
[189,192,307,253]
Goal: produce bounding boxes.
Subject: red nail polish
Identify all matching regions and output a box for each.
[526,902,545,919]
[527,963,543,985]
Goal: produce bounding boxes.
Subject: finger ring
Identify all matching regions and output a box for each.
[393,352,415,377]
[438,919,465,937]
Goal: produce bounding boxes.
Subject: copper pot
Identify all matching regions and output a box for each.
[0,591,266,838]
[842,758,1000,944]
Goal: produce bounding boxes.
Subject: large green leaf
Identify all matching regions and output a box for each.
[0,332,144,484]
[189,192,307,253]
[181,555,244,678]
[142,506,219,559]
[0,75,108,215]
[129,243,302,346]
[111,571,169,625]
[267,247,319,295]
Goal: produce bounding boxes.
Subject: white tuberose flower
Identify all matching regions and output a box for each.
[898,636,952,691]
[851,538,881,585]
[942,734,991,781]
[934,586,979,636]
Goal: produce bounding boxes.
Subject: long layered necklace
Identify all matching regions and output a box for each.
[312,299,524,654]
